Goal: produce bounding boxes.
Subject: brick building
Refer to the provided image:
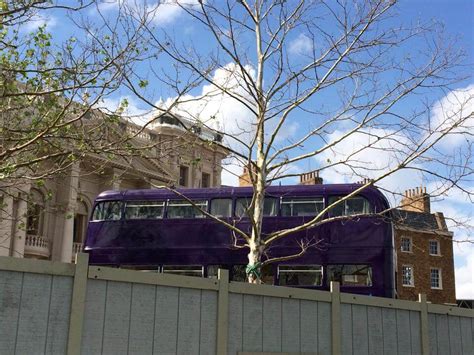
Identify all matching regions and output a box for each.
[393,188,456,304]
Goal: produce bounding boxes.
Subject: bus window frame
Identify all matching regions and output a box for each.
[280,196,325,217]
[277,264,323,286]
[91,200,124,222]
[124,200,166,220]
[234,196,280,219]
[165,199,209,219]
[210,198,233,218]
[327,195,372,216]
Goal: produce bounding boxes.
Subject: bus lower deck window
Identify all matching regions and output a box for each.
[162,265,204,277]
[278,265,323,286]
[231,264,273,283]
[327,264,372,286]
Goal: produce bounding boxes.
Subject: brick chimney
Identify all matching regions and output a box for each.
[401,187,431,213]
[300,170,323,185]
[239,166,253,187]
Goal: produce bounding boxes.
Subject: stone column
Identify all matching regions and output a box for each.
[99,167,123,191]
[12,185,31,258]
[60,163,80,263]
[0,191,15,257]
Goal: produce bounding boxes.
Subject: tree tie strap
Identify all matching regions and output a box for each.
[246,262,262,279]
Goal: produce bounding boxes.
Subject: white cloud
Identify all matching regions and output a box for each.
[315,128,422,199]
[149,0,202,25]
[96,0,201,26]
[289,34,314,55]
[454,242,474,299]
[23,15,57,32]
[98,95,153,125]
[430,84,474,148]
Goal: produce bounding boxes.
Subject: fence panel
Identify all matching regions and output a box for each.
[409,310,422,354]
[242,294,263,352]
[128,283,156,354]
[45,276,73,354]
[227,292,244,354]
[0,270,24,353]
[300,299,318,352]
[281,298,300,352]
[367,306,384,355]
[81,279,107,354]
[262,296,282,352]
[153,285,179,353]
[316,300,332,354]
[1,256,474,355]
[199,290,218,355]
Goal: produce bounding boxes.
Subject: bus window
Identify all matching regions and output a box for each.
[230,264,273,283]
[162,265,204,277]
[207,265,228,279]
[328,196,372,216]
[167,200,208,218]
[281,198,324,217]
[235,197,278,218]
[124,201,165,219]
[210,199,232,217]
[91,201,122,221]
[278,265,323,286]
[327,265,372,286]
[120,265,160,272]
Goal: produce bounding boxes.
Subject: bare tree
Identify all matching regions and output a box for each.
[119,0,473,283]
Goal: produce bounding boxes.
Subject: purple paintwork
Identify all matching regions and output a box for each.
[84,184,395,297]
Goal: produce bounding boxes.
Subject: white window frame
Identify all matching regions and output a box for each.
[401,265,414,287]
[400,236,412,253]
[162,265,204,277]
[429,240,441,256]
[277,265,323,286]
[430,268,442,289]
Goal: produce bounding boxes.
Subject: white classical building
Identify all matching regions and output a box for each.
[0,115,227,262]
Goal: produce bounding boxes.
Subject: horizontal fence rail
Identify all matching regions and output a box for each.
[0,254,473,355]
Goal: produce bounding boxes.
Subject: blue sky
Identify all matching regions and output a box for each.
[18,0,474,297]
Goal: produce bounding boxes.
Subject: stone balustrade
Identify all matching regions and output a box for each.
[24,235,50,259]
[71,242,83,261]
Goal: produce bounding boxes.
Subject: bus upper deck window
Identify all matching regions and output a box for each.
[328,196,372,216]
[278,265,323,286]
[210,199,232,217]
[235,197,278,218]
[281,198,324,217]
[167,200,208,218]
[125,201,165,219]
[91,201,122,221]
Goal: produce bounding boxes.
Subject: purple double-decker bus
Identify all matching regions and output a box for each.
[84,184,395,297]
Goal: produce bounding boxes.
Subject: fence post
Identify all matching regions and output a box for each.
[331,281,341,355]
[418,294,429,355]
[67,253,89,355]
[216,269,229,355]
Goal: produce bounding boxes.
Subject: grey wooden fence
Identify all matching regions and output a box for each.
[0,254,472,355]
